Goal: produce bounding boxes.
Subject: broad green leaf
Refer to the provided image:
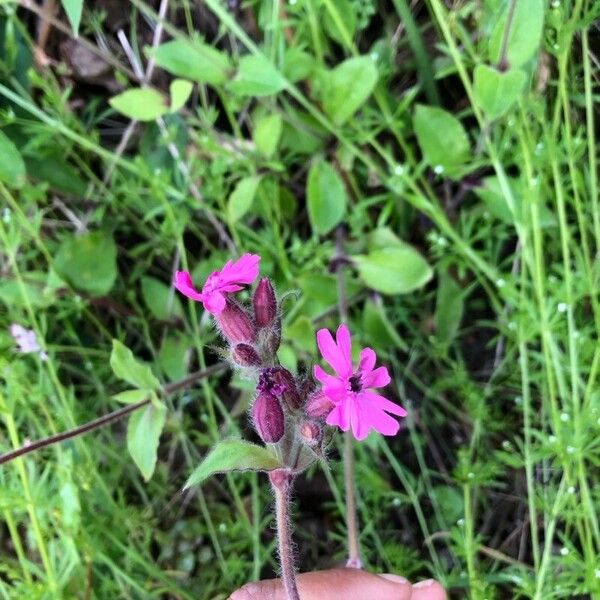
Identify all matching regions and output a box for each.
[110,340,161,391]
[25,155,86,196]
[127,401,167,481]
[113,389,150,405]
[158,333,191,381]
[283,47,314,83]
[414,105,471,178]
[0,130,26,188]
[306,160,347,235]
[61,0,83,36]
[169,79,193,112]
[229,55,287,97]
[109,88,168,121]
[435,272,464,344]
[322,56,378,125]
[185,439,282,488]
[150,39,232,86]
[353,246,433,295]
[473,65,527,119]
[489,0,544,68]
[141,276,183,321]
[253,114,283,157]
[54,231,117,296]
[323,0,357,45]
[228,175,262,223]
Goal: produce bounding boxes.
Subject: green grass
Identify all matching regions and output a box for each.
[1,0,599,598]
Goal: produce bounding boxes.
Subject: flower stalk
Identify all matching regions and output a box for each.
[270,470,301,600]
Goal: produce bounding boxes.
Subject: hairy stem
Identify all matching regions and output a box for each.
[270,471,301,600]
[0,363,225,466]
[334,226,362,568]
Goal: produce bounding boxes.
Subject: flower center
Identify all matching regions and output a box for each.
[348,374,362,393]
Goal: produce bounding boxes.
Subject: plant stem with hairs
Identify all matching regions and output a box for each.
[334,226,362,568]
[270,470,301,600]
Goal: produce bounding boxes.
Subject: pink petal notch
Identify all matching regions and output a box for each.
[173,253,261,315]
[315,324,407,441]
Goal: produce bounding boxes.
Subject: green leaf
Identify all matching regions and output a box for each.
[127,402,167,481]
[185,439,282,488]
[158,333,191,381]
[489,0,544,68]
[109,88,168,121]
[228,175,262,223]
[150,39,232,86]
[229,55,287,97]
[353,246,433,295]
[435,272,464,344]
[284,315,316,354]
[414,105,471,178]
[0,130,26,188]
[253,114,283,157]
[169,79,193,112]
[306,160,347,235]
[141,276,183,321]
[54,231,117,296]
[113,389,150,405]
[110,340,161,391]
[323,0,357,45]
[61,0,83,36]
[322,56,378,125]
[283,47,314,83]
[473,65,527,119]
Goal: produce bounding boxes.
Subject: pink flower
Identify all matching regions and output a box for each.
[314,324,407,440]
[174,253,260,315]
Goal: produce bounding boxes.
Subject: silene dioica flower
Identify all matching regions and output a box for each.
[175,253,407,600]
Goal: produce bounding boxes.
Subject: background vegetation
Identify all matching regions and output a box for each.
[1,0,599,598]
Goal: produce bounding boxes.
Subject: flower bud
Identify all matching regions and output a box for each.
[216,298,256,344]
[253,392,285,443]
[299,420,322,446]
[258,367,301,410]
[305,390,334,419]
[264,318,282,355]
[232,343,261,367]
[253,278,277,328]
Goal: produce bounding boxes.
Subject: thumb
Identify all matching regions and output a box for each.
[229,568,413,600]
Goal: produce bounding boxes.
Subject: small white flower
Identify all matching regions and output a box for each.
[9,324,48,361]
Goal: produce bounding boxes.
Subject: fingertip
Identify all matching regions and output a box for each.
[411,579,447,600]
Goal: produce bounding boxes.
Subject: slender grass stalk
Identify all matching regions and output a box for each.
[270,471,300,600]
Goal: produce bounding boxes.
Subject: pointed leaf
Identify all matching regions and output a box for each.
[253,113,283,157]
[228,175,262,222]
[322,56,378,125]
[474,65,527,119]
[306,160,347,235]
[61,0,83,36]
[185,440,282,488]
[150,39,232,86]
[110,340,161,391]
[229,55,287,97]
[353,246,433,295]
[0,130,26,188]
[113,389,150,405]
[109,88,168,121]
[127,401,167,481]
[169,79,193,112]
[141,276,183,320]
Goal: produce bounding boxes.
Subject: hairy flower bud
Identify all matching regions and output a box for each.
[253,392,285,443]
[253,278,277,327]
[264,318,282,355]
[232,343,261,367]
[305,390,334,419]
[258,367,301,410]
[216,298,256,344]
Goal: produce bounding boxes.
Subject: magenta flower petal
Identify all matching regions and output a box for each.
[316,328,352,377]
[326,402,351,432]
[335,324,353,375]
[174,271,205,302]
[203,291,227,314]
[361,366,391,389]
[362,391,407,417]
[220,253,260,285]
[358,347,376,373]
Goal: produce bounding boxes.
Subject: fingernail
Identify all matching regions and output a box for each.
[413,579,435,588]
[379,574,409,584]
